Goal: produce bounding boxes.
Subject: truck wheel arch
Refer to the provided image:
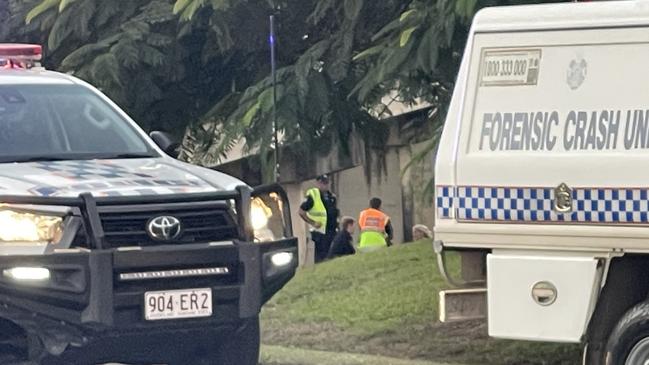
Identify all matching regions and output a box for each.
[585,255,649,365]
[605,301,649,365]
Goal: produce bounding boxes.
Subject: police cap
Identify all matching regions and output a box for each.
[316,174,330,183]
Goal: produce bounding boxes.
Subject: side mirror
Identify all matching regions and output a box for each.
[150,131,180,158]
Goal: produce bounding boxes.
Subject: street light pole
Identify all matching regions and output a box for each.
[270,14,279,183]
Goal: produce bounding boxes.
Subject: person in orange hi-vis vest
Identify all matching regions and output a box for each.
[358,197,393,252]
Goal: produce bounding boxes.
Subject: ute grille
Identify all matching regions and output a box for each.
[72,202,239,248]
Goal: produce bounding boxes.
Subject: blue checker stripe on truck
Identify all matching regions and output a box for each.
[436,186,455,219]
[436,185,649,224]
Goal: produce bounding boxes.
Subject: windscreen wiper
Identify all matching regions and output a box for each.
[2,153,157,163]
[97,153,158,159]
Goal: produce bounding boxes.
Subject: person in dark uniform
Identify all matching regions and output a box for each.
[327,216,356,259]
[299,174,339,263]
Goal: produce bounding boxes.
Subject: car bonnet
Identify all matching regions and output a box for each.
[0,158,239,197]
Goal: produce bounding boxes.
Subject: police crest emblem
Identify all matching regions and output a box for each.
[567,58,587,90]
[554,183,573,213]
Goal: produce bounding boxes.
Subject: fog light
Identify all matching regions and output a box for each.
[271,252,293,267]
[3,267,50,281]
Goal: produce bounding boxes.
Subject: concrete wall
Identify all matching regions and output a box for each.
[401,141,436,237]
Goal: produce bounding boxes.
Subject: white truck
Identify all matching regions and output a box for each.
[434,2,649,364]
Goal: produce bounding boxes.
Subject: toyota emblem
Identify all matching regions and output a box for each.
[147,216,182,241]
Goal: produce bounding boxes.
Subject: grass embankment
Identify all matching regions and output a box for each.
[260,241,581,365]
[260,345,453,365]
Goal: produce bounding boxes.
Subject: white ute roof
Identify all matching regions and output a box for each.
[0,69,76,85]
[474,1,649,33]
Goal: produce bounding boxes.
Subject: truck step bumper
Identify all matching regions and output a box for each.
[439,288,487,322]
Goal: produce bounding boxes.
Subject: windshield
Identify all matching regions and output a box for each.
[0,84,158,163]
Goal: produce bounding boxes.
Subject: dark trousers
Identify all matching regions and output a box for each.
[312,231,335,263]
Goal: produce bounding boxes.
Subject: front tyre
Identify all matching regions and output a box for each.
[170,316,260,365]
[606,301,649,365]
[214,316,260,365]
[0,321,36,365]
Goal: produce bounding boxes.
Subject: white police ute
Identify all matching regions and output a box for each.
[0,43,297,365]
[434,2,649,365]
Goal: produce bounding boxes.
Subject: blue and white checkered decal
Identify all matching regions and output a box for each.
[24,161,215,197]
[437,186,455,219]
[33,161,152,179]
[436,185,649,224]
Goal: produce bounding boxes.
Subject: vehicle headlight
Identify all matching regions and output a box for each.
[270,252,293,267]
[0,210,63,244]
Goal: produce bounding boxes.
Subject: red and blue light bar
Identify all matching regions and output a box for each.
[0,44,43,69]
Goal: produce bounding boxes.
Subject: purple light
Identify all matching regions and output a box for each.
[269,35,275,45]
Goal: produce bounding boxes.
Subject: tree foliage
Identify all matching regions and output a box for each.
[2,0,564,184]
[349,0,565,187]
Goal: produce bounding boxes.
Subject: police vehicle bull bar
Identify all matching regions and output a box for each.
[0,184,297,335]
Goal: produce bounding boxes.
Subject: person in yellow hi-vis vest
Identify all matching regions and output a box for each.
[299,174,339,263]
[358,197,393,252]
